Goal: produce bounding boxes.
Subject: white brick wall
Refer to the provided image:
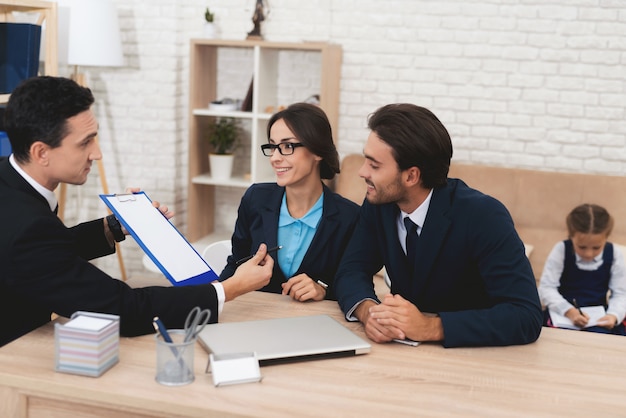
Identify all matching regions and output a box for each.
[66,0,626,278]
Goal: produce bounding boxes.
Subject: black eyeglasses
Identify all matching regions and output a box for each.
[260,142,305,156]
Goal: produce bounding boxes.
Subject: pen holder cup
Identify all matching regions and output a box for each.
[155,330,195,386]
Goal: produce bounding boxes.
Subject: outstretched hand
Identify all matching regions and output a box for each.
[222,243,274,301]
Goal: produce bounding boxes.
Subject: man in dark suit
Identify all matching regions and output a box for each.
[335,104,542,348]
[0,76,274,347]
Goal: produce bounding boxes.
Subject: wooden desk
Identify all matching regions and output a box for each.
[1,292,625,417]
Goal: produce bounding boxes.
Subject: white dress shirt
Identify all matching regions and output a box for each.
[397,189,433,254]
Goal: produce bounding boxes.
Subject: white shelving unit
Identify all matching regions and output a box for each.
[186,39,342,242]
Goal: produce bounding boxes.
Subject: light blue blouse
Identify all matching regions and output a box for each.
[277,192,324,278]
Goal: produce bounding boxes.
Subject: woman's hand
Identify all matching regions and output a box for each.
[282,274,326,302]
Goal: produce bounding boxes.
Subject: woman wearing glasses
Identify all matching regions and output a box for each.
[218,103,359,301]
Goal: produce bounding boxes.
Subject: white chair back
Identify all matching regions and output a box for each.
[202,239,232,275]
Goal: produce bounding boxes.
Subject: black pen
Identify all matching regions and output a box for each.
[235,245,282,265]
[572,299,584,316]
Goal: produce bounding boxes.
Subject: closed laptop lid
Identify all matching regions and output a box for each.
[197,315,371,365]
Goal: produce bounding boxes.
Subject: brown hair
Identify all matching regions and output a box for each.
[367,103,453,189]
[266,103,339,180]
[566,203,614,238]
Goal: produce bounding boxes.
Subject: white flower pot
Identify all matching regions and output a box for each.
[203,22,216,38]
[209,154,234,181]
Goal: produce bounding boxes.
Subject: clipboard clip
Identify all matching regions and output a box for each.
[115,193,137,202]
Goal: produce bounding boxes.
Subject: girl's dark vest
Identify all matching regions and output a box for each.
[558,239,613,307]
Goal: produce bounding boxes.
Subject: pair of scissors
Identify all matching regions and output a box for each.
[184,306,211,343]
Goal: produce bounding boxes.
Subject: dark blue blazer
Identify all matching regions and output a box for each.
[219,183,360,300]
[0,158,219,347]
[335,178,542,347]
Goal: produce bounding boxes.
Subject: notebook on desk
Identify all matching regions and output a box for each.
[197,315,371,366]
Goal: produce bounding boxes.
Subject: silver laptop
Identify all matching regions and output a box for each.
[197,315,371,365]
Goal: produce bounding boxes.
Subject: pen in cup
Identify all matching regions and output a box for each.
[153,317,193,382]
[153,316,183,363]
[235,245,282,265]
[153,316,173,343]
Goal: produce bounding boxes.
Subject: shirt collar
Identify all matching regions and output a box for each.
[574,251,604,265]
[9,154,58,212]
[400,188,433,234]
[278,192,324,228]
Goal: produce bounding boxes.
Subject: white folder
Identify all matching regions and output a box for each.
[100,192,218,286]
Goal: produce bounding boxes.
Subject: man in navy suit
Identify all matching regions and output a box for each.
[0,76,273,347]
[335,104,542,347]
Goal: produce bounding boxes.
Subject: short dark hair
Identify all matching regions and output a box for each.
[566,203,614,237]
[4,76,95,163]
[367,103,453,189]
[266,103,340,180]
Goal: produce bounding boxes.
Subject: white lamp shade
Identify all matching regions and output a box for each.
[61,0,124,67]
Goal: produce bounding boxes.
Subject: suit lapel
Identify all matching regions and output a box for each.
[411,185,452,299]
[298,185,337,271]
[380,204,415,297]
[259,185,283,249]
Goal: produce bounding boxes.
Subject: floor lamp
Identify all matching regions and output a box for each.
[57,0,127,280]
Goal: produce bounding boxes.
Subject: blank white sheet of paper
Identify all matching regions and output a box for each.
[100,192,217,286]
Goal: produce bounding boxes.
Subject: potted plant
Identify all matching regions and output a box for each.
[207,117,240,180]
[203,7,216,38]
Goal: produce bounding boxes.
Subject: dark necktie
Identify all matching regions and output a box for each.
[404,217,419,258]
[53,204,59,215]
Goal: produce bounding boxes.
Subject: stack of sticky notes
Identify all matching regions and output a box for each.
[54,311,120,377]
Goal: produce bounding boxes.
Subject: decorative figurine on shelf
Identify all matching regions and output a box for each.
[246,0,267,40]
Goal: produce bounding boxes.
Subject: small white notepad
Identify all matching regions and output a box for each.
[64,315,113,331]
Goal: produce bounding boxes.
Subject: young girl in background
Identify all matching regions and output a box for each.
[539,203,626,334]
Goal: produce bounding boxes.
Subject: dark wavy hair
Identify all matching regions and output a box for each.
[266,102,340,180]
[367,103,453,188]
[4,76,94,163]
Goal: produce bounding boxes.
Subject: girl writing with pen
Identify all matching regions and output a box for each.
[218,103,360,302]
[539,204,626,335]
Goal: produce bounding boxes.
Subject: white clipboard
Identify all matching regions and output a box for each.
[100,192,218,286]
